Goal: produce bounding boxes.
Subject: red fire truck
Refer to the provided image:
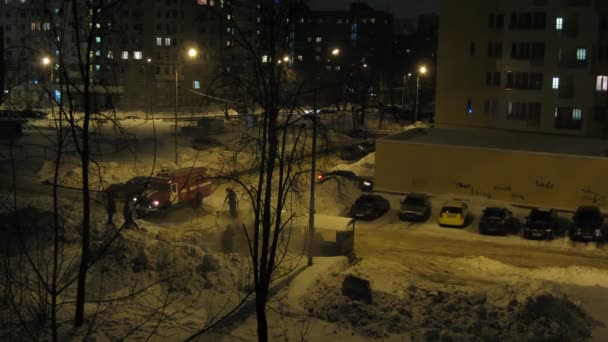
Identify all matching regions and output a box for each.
[134,167,211,215]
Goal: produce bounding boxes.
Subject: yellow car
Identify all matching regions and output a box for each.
[438,200,470,227]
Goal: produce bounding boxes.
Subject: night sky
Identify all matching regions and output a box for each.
[309,0,440,18]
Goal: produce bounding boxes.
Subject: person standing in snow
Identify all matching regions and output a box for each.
[225,188,238,218]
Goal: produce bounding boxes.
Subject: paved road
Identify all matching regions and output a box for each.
[355,219,608,271]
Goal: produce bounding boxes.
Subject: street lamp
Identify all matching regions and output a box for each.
[415,65,428,122]
[331,48,340,56]
[174,47,198,165]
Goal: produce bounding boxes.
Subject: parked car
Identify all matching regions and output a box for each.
[20,109,47,119]
[438,200,469,227]
[350,194,390,220]
[570,206,605,242]
[523,208,559,240]
[317,170,374,192]
[340,140,375,161]
[399,193,431,221]
[479,207,515,235]
[345,128,370,139]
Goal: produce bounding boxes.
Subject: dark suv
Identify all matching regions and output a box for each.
[399,193,431,221]
[523,208,559,240]
[570,206,605,242]
[479,207,515,235]
[350,194,390,220]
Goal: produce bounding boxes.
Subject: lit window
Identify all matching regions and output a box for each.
[297,55,303,61]
[95,36,101,43]
[552,77,559,89]
[156,37,162,46]
[197,0,207,4]
[226,40,232,46]
[576,48,587,61]
[466,99,473,114]
[95,65,101,71]
[228,14,232,20]
[261,55,268,63]
[597,76,608,92]
[572,108,582,120]
[165,37,172,46]
[121,51,129,59]
[555,17,563,30]
[371,18,376,23]
[315,36,322,43]
[95,50,101,56]
[133,51,142,60]
[210,0,214,5]
[43,22,50,30]
[335,66,341,71]
[193,80,201,89]
[107,51,114,59]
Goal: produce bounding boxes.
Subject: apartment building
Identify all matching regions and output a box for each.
[286,2,394,103]
[436,0,608,137]
[0,0,242,110]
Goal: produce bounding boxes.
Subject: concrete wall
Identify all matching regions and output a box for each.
[376,139,608,210]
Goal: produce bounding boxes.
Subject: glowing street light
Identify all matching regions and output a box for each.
[331,48,340,56]
[187,48,198,58]
[41,56,51,66]
[283,55,290,62]
[146,58,152,63]
[419,65,428,75]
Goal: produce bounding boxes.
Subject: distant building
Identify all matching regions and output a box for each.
[0,0,396,110]
[286,2,394,104]
[436,0,608,137]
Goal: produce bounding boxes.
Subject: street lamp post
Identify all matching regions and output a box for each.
[415,65,428,122]
[174,48,198,165]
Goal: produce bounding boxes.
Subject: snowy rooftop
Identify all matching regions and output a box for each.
[381,127,608,158]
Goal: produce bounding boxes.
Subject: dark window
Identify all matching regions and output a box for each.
[467,99,473,114]
[531,43,545,60]
[487,72,501,86]
[470,41,475,56]
[507,102,542,121]
[554,107,583,129]
[489,14,495,28]
[488,42,503,57]
[493,72,501,86]
[530,72,543,89]
[510,12,546,29]
[496,14,505,28]
[601,15,607,30]
[599,45,608,60]
[484,100,490,113]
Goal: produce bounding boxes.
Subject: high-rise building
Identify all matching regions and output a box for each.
[436,0,608,137]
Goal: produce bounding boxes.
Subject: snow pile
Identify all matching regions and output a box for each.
[303,273,600,340]
[315,177,362,216]
[332,152,375,178]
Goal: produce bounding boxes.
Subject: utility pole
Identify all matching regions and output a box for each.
[308,88,318,266]
[174,65,179,165]
[401,74,406,106]
[415,74,420,122]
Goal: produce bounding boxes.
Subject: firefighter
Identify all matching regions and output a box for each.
[106,190,116,225]
[225,188,238,218]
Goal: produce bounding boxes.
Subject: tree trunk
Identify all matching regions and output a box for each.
[255,290,268,342]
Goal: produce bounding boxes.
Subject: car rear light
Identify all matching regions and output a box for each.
[317,174,323,180]
[152,200,160,207]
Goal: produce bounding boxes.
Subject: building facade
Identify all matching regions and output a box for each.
[0,0,395,111]
[436,0,608,137]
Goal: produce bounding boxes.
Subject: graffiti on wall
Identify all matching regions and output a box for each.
[580,188,607,207]
[535,180,554,189]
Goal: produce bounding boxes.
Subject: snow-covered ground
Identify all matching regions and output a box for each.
[2,114,608,341]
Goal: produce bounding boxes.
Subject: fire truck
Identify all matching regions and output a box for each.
[134,167,211,215]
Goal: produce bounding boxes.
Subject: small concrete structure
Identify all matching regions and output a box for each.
[376,127,608,210]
